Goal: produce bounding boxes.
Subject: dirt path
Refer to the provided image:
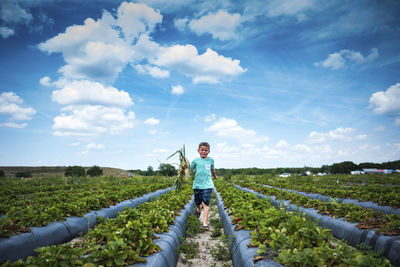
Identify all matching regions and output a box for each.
[176,195,233,267]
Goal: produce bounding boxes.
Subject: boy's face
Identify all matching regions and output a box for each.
[198,146,210,159]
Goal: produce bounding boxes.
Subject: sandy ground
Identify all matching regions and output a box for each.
[176,199,233,267]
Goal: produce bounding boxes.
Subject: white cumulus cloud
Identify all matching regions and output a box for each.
[144,117,160,125]
[0,122,27,128]
[188,10,242,41]
[116,2,162,43]
[38,5,140,82]
[276,139,289,148]
[171,84,184,95]
[206,117,256,138]
[53,105,135,137]
[39,76,52,86]
[153,45,246,84]
[49,80,135,138]
[0,26,14,38]
[204,117,270,144]
[315,48,379,70]
[174,17,188,30]
[52,80,133,108]
[329,127,355,141]
[38,2,245,85]
[0,92,36,128]
[134,64,169,78]
[369,82,400,124]
[0,0,32,25]
[86,142,105,150]
[308,127,355,143]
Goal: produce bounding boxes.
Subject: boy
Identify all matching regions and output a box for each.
[189,142,217,230]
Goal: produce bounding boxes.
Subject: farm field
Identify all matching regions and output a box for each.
[1,173,399,266]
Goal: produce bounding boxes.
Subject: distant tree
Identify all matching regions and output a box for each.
[358,160,400,170]
[158,163,177,176]
[15,171,32,178]
[64,166,86,177]
[331,161,358,174]
[146,166,154,176]
[87,165,103,177]
[382,160,400,169]
[320,165,331,173]
[0,170,4,177]
[358,162,379,169]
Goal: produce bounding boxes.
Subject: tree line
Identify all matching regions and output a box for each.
[64,165,103,177]
[1,160,399,178]
[131,159,400,177]
[0,166,104,178]
[128,163,177,177]
[215,160,400,176]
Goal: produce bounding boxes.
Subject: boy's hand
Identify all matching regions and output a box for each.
[182,160,189,169]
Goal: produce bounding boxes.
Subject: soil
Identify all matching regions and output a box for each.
[2,222,31,236]
[176,199,233,267]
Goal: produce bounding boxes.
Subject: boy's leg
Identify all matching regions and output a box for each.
[195,204,201,216]
[194,189,202,217]
[201,188,212,227]
[202,201,209,226]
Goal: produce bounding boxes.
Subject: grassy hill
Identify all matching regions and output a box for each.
[0,166,128,178]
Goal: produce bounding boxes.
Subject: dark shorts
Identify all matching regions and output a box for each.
[193,188,212,206]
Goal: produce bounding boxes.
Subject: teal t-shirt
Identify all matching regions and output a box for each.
[190,157,214,189]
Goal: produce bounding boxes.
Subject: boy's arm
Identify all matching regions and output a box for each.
[211,169,217,180]
[187,159,194,173]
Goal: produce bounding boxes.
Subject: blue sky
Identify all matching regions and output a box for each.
[0,0,399,170]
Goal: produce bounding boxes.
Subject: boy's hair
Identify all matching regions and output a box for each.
[198,142,210,149]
